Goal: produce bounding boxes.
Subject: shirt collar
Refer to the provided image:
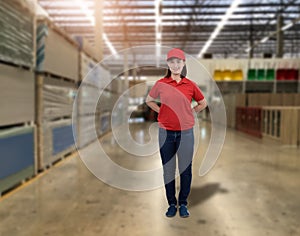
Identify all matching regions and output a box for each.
[164,77,188,84]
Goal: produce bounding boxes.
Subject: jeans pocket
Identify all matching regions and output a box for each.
[181,129,194,144]
[158,128,167,145]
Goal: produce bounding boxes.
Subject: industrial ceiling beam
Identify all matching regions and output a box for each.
[39,2,300,10]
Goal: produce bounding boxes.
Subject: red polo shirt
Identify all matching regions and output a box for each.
[149,77,205,131]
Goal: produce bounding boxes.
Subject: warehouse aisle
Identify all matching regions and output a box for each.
[0,121,300,236]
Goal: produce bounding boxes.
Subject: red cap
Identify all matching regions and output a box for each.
[167,48,185,61]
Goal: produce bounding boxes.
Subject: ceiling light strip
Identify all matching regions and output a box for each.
[245,16,300,53]
[75,0,119,58]
[197,0,241,58]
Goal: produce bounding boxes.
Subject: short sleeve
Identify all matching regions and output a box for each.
[148,81,160,99]
[192,82,204,102]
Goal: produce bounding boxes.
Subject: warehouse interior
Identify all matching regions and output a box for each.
[0,0,300,235]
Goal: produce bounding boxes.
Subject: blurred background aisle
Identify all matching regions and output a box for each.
[0,0,300,235]
[1,122,300,236]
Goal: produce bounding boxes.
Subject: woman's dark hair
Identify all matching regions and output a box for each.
[164,64,187,79]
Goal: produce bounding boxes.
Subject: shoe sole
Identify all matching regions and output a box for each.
[166,214,176,218]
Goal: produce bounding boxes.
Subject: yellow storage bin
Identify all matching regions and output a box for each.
[213,70,224,81]
[232,70,244,81]
[223,70,232,81]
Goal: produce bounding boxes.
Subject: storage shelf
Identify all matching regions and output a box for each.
[214,80,300,94]
[245,80,275,82]
[216,80,245,83]
[276,80,299,83]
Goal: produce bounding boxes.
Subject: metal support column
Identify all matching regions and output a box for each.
[94,0,103,61]
[248,16,254,59]
[132,65,138,99]
[276,14,284,58]
[124,41,129,85]
[123,41,130,122]
[123,24,129,88]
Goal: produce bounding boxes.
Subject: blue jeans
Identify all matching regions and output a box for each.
[159,127,194,206]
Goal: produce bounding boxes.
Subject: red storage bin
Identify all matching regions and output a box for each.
[276,69,287,80]
[285,69,299,80]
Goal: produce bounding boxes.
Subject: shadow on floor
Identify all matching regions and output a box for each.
[189,183,228,207]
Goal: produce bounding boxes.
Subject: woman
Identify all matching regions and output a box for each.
[146,48,207,218]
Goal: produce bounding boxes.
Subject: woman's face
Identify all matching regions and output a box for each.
[167,58,185,75]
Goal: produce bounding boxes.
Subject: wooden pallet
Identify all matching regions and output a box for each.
[0,63,35,127]
[36,118,75,170]
[0,59,33,72]
[0,148,77,197]
[0,167,36,197]
[37,18,79,48]
[0,121,35,130]
[36,18,79,81]
[35,73,77,125]
[36,71,78,84]
[37,146,77,173]
[0,124,37,197]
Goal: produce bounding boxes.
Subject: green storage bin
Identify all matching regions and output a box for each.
[257,69,266,80]
[247,69,256,80]
[266,69,275,80]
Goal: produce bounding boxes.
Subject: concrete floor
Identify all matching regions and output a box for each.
[0,121,300,236]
